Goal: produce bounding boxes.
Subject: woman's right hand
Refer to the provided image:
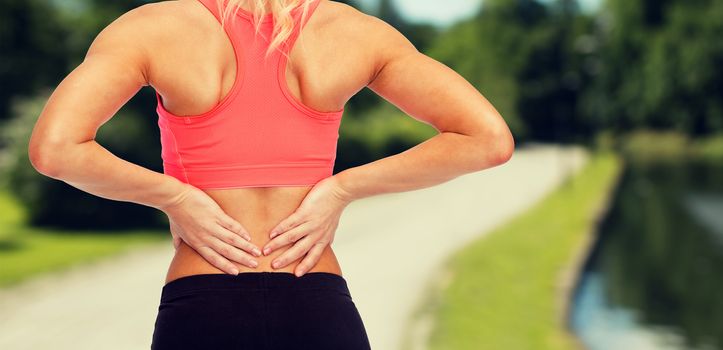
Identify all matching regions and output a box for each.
[160,183,262,275]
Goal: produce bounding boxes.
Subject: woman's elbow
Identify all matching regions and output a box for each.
[494,126,515,164]
[28,136,66,178]
[474,123,515,169]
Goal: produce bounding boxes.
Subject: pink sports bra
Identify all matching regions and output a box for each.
[155,0,344,190]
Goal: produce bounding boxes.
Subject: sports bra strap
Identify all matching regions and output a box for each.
[280,0,322,54]
[196,0,223,23]
[299,0,321,28]
[156,0,343,190]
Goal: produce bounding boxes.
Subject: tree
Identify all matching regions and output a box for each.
[587,0,723,135]
[0,0,72,123]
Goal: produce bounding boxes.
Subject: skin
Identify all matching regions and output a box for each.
[27,0,514,283]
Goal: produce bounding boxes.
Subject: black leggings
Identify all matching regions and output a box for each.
[151,272,371,350]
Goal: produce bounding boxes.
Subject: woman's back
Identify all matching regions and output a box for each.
[152,0,369,121]
[30,0,512,291]
[146,0,377,282]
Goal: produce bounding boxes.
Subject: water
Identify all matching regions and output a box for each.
[570,160,723,350]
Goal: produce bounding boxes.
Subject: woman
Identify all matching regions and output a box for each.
[28,0,514,348]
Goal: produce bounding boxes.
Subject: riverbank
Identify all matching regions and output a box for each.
[410,150,622,350]
[568,131,723,350]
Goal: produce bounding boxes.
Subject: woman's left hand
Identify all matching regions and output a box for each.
[261,175,352,277]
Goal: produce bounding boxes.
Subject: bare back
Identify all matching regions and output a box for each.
[145,0,377,282]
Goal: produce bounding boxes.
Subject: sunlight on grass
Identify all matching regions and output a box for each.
[0,189,167,288]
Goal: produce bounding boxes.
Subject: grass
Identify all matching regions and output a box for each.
[0,189,168,288]
[422,150,623,350]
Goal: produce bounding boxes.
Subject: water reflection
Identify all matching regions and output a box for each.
[570,160,723,350]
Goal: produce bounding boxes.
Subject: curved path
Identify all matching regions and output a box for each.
[0,143,588,350]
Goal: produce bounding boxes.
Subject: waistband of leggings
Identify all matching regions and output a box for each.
[161,272,349,300]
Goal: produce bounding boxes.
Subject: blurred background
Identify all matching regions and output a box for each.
[0,0,721,349]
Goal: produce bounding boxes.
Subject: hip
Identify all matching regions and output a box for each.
[152,271,370,350]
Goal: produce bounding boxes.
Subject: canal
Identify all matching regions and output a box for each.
[570,159,723,350]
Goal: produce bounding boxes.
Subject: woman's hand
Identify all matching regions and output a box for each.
[161,183,263,275]
[261,175,353,277]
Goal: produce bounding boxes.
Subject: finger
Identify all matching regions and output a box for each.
[271,234,315,270]
[214,226,262,257]
[295,242,327,277]
[269,211,305,239]
[207,235,259,268]
[169,224,182,249]
[196,245,240,275]
[217,214,252,241]
[263,221,310,255]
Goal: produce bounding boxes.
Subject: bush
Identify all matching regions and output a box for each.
[616,129,691,165]
[0,89,167,231]
[691,133,723,164]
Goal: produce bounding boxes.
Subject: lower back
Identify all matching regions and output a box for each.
[164,186,344,283]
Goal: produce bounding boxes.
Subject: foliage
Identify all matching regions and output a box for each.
[425,0,602,143]
[0,90,167,230]
[424,0,723,142]
[586,0,723,135]
[0,0,72,122]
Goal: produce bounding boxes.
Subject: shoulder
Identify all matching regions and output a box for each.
[93,1,187,36]
[319,0,407,38]
[318,1,418,84]
[84,0,220,82]
[88,1,212,53]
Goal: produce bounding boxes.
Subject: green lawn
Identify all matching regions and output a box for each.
[422,150,622,350]
[0,190,168,288]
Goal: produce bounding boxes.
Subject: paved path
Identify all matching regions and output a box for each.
[0,143,588,350]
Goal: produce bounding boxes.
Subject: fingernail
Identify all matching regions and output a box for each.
[253,248,262,256]
[272,261,279,268]
[231,268,239,275]
[295,270,303,277]
[250,260,258,267]
[270,231,278,239]
[263,247,271,255]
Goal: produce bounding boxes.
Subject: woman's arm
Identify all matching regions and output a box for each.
[27,5,262,274]
[27,6,177,209]
[262,13,514,276]
[333,15,515,203]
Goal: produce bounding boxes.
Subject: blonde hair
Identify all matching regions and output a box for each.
[214,0,314,60]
